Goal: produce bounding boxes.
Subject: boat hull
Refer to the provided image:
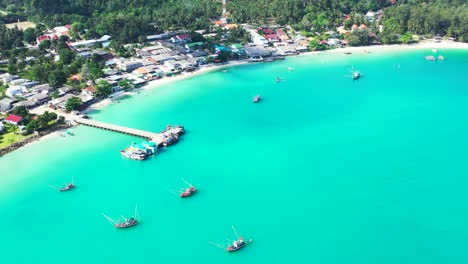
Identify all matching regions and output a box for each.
[116,221,138,229]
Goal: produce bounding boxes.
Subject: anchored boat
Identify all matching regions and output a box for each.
[209,226,253,253]
[253,95,262,103]
[352,71,361,80]
[171,178,198,198]
[103,205,139,229]
[49,177,75,192]
[60,183,75,192]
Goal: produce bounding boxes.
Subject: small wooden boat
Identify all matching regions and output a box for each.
[59,183,75,192]
[209,226,253,253]
[181,186,197,198]
[115,217,138,228]
[344,52,352,55]
[352,71,361,80]
[103,205,139,229]
[253,95,262,103]
[228,237,247,252]
[49,177,75,192]
[177,178,197,198]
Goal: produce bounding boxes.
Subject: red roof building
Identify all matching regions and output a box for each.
[265,34,280,42]
[5,114,23,125]
[263,28,274,34]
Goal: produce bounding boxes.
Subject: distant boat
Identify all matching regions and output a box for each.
[60,183,75,192]
[288,67,295,71]
[180,178,197,198]
[425,55,436,61]
[276,76,283,83]
[66,129,74,136]
[209,226,253,253]
[438,55,445,61]
[221,69,228,73]
[103,205,139,229]
[49,177,75,192]
[352,71,361,80]
[344,52,352,55]
[432,49,438,53]
[253,95,262,103]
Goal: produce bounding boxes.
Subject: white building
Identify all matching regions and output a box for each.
[253,36,268,47]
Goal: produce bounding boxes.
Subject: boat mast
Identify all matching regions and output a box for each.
[48,185,59,191]
[134,204,139,220]
[232,225,240,240]
[102,213,118,226]
[182,178,193,187]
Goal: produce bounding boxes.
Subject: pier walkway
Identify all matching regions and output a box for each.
[73,117,176,145]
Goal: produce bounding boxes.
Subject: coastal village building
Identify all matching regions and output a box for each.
[265,34,280,43]
[170,34,191,44]
[36,25,71,44]
[117,60,144,72]
[5,86,26,97]
[24,93,50,108]
[0,98,16,113]
[5,114,23,125]
[276,28,290,42]
[244,45,272,57]
[82,86,97,97]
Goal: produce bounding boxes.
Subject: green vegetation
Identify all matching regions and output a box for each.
[65,96,82,112]
[25,111,57,134]
[228,0,467,42]
[0,0,222,44]
[96,80,112,97]
[0,125,33,149]
[0,107,63,148]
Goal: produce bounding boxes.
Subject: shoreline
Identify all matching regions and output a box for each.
[4,41,467,157]
[85,40,468,113]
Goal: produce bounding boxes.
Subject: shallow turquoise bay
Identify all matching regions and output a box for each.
[1,48,468,263]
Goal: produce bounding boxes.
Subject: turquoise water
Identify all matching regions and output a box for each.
[1,48,468,263]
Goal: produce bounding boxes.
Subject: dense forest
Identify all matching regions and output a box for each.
[0,0,222,43]
[228,0,468,41]
[0,0,467,44]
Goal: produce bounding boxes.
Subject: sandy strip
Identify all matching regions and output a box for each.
[299,40,468,57]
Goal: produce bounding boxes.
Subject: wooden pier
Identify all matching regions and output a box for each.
[73,117,184,146]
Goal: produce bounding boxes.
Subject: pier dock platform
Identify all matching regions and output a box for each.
[73,117,184,146]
